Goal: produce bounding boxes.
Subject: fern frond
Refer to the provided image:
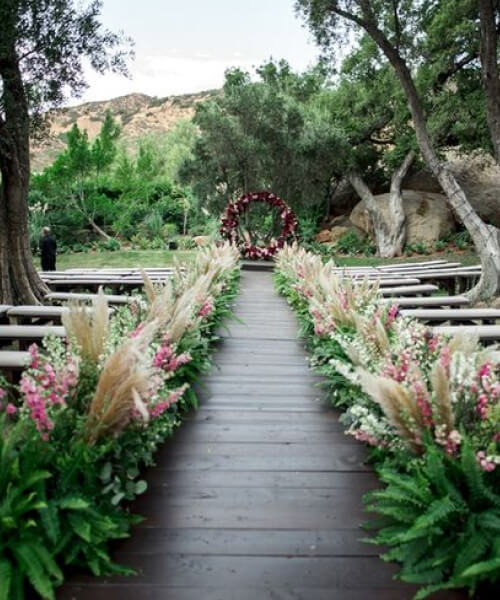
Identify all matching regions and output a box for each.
[0,559,13,600]
[453,533,490,577]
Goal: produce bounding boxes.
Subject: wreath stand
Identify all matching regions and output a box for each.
[220,191,298,261]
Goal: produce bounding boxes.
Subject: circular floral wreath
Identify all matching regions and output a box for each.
[220,191,298,259]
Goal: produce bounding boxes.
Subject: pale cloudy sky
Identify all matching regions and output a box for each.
[78,0,321,103]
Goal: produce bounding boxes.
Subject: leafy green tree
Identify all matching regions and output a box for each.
[92,110,121,176]
[296,0,500,299]
[39,114,121,240]
[181,61,342,222]
[0,0,132,303]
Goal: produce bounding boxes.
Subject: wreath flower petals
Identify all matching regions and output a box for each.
[220,191,297,260]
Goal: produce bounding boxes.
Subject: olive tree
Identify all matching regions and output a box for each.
[0,0,132,303]
[296,0,500,299]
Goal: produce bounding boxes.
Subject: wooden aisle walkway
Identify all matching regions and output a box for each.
[60,271,463,600]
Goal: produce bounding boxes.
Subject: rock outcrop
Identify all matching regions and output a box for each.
[350,190,456,245]
[404,152,500,228]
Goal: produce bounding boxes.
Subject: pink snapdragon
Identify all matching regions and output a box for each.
[440,346,451,371]
[198,298,214,318]
[152,334,192,373]
[6,403,17,415]
[130,322,146,339]
[149,386,187,418]
[412,379,433,426]
[385,304,399,329]
[19,347,79,439]
[352,429,388,448]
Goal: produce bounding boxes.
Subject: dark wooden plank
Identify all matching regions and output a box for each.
[113,527,378,556]
[66,555,408,587]
[59,586,461,600]
[144,469,379,489]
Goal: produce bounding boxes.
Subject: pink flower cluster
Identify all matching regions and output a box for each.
[477,450,497,472]
[19,344,79,440]
[149,386,187,418]
[473,362,500,419]
[152,335,192,373]
[385,304,399,329]
[198,298,214,318]
[382,351,411,383]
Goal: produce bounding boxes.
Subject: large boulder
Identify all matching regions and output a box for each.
[404,152,500,228]
[350,190,456,245]
[314,223,366,244]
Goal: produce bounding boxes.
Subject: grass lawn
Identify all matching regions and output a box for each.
[335,250,479,267]
[42,248,479,271]
[45,250,197,270]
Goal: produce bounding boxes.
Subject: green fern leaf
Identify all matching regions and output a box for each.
[453,533,490,576]
[460,557,500,578]
[31,542,63,583]
[10,542,55,600]
[39,501,60,545]
[0,559,13,600]
[68,513,92,542]
[59,497,90,510]
[377,470,432,504]
[410,496,458,531]
[413,582,461,600]
[399,566,444,584]
[461,439,485,507]
[365,503,419,524]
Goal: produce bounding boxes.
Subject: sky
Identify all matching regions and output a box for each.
[78,0,322,103]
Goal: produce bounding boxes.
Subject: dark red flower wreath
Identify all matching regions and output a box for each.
[220,191,298,260]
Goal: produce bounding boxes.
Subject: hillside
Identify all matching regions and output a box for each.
[30,90,217,172]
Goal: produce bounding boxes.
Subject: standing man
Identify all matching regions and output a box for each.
[40,227,57,271]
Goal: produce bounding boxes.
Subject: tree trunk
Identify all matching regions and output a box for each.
[0,168,49,304]
[0,55,48,305]
[348,151,413,259]
[388,150,415,256]
[88,218,112,240]
[479,0,500,163]
[357,7,500,300]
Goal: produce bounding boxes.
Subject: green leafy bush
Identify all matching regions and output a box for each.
[334,230,375,255]
[366,439,500,599]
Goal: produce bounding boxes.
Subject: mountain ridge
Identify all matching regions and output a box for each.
[30,90,218,172]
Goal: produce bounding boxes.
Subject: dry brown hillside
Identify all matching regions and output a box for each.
[30,90,218,172]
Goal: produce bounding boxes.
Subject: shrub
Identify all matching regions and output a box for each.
[334,231,375,255]
[162,223,179,239]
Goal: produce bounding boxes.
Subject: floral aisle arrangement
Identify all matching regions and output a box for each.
[274,244,500,600]
[220,191,298,260]
[0,243,240,600]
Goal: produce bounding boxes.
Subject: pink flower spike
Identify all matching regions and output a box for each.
[6,403,17,415]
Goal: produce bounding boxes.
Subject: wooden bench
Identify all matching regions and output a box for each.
[380,295,470,308]
[0,350,30,369]
[0,325,65,350]
[433,324,500,343]
[401,308,500,325]
[379,284,439,297]
[351,277,421,287]
[0,350,30,381]
[45,292,136,306]
[7,305,114,325]
[377,260,452,270]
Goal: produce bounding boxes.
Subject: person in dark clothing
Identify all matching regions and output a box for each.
[40,227,57,271]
